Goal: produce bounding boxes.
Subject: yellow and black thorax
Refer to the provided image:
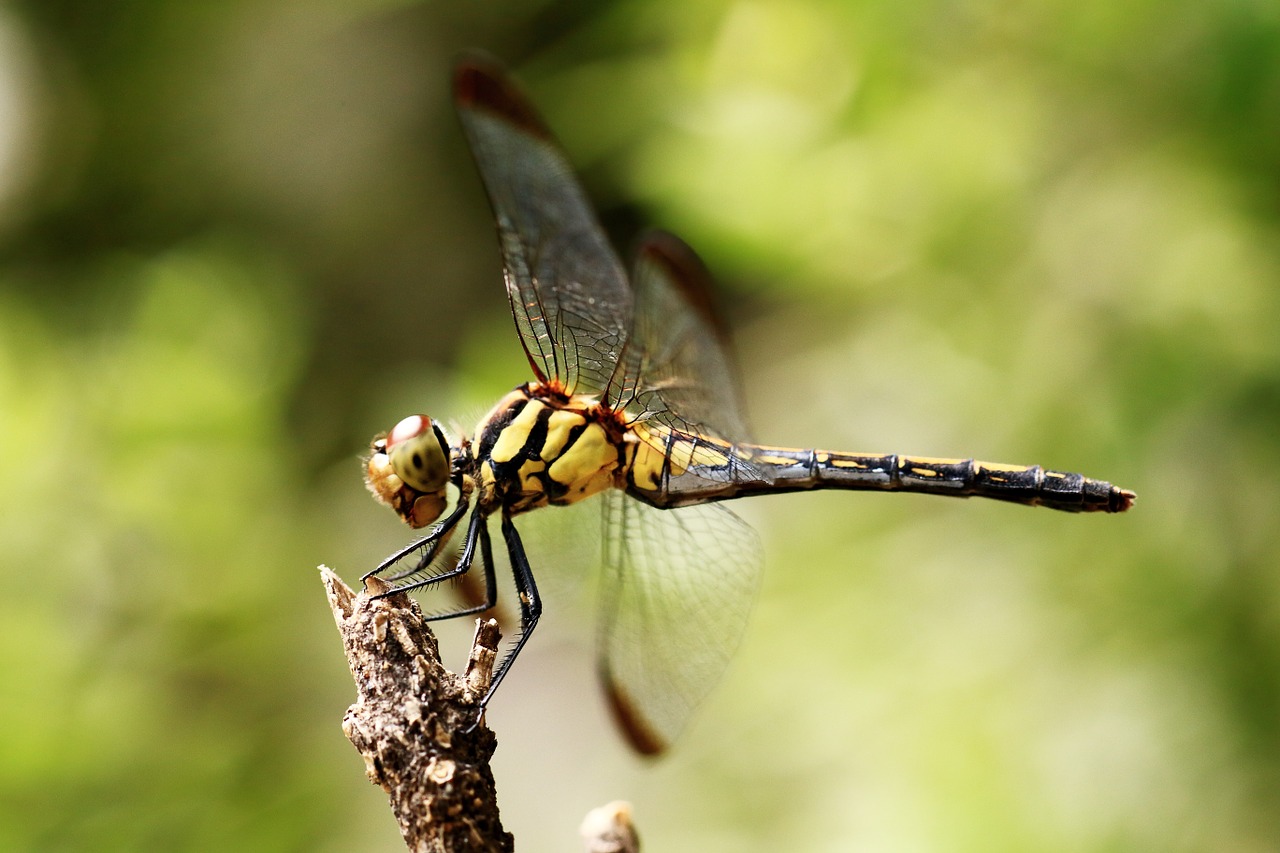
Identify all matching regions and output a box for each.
[473,384,629,514]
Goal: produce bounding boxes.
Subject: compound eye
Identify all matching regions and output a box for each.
[386,414,450,493]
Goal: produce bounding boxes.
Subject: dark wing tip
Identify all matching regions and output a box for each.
[453,52,553,140]
[635,229,726,338]
[603,676,669,757]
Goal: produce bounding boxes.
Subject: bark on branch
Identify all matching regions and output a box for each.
[322,566,513,852]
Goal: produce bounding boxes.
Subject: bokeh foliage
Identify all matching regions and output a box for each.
[1,1,1278,850]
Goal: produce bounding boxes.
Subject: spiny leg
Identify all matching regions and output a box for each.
[370,505,486,598]
[363,491,472,584]
[380,526,457,584]
[475,514,543,712]
[418,512,499,623]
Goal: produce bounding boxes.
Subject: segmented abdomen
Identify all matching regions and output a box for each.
[626,427,1134,513]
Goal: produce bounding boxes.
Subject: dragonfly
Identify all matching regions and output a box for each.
[363,54,1136,755]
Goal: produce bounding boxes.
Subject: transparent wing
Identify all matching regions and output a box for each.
[454,55,633,397]
[608,230,751,441]
[598,491,763,754]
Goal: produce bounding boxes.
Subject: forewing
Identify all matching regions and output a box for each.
[608,230,750,441]
[598,491,763,754]
[454,56,633,396]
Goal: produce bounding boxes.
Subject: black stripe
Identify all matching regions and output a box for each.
[519,404,553,462]
[476,395,527,461]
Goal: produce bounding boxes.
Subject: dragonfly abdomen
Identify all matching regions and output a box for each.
[740,446,1133,513]
[631,429,1133,513]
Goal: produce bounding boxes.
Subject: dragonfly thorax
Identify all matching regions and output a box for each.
[475,385,626,515]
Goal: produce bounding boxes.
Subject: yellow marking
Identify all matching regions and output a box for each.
[663,437,690,477]
[752,454,803,468]
[548,423,616,489]
[974,462,1033,485]
[541,409,588,462]
[666,434,732,474]
[489,400,546,464]
[693,444,732,467]
[828,457,872,469]
[630,424,691,478]
[815,452,830,464]
[518,458,547,493]
[626,424,697,491]
[628,437,665,492]
[1043,470,1066,479]
[975,461,1031,473]
[902,456,966,466]
[909,467,941,478]
[569,473,613,502]
[751,443,803,455]
[625,425,736,492]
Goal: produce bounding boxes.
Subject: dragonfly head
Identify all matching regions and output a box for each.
[365,414,453,529]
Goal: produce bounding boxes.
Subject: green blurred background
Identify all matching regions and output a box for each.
[2,1,1277,850]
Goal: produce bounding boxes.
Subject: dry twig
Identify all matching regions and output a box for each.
[322,566,513,852]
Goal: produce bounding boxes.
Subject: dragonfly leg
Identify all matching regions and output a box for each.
[418,512,500,622]
[363,490,472,583]
[369,505,485,597]
[467,514,542,727]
